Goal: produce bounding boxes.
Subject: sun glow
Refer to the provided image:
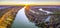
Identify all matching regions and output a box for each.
[0,1,60,6]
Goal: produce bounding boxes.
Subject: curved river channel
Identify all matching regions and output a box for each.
[11,7,38,28]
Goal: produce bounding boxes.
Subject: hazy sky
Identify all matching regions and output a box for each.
[0,0,60,2]
[0,0,60,5]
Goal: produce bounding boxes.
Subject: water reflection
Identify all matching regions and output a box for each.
[11,7,38,28]
[44,16,51,22]
[39,8,51,22]
[39,8,53,14]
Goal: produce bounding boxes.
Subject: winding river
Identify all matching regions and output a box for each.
[11,7,38,28]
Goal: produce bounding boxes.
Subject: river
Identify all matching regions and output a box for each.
[11,7,38,28]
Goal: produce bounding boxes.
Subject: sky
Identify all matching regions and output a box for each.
[0,0,60,5]
[0,0,60,2]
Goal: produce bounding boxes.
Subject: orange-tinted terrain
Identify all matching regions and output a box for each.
[0,6,23,28]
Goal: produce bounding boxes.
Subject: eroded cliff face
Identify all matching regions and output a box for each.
[25,5,60,28]
[0,6,23,28]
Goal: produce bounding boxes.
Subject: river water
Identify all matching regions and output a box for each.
[11,7,38,28]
